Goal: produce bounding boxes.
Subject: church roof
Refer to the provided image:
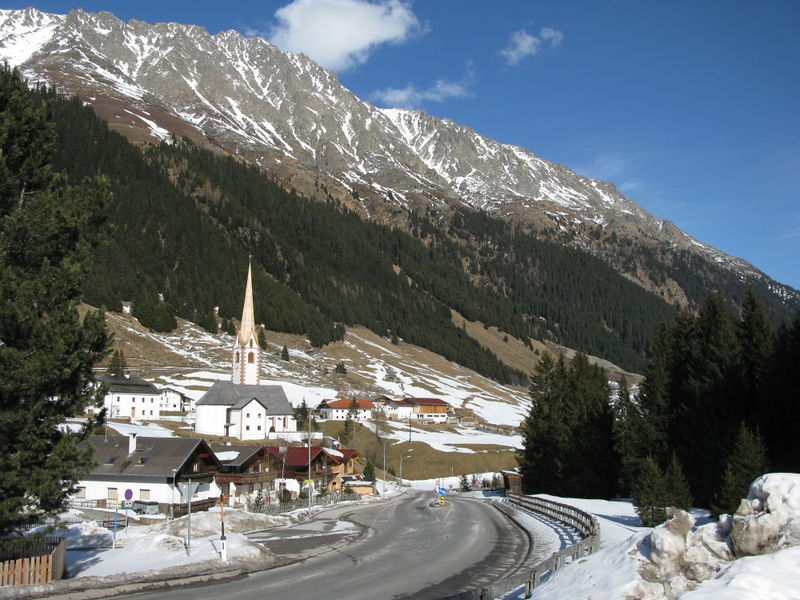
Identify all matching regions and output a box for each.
[98,374,159,395]
[238,261,259,347]
[196,380,293,414]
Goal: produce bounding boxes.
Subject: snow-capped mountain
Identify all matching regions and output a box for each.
[1,7,796,304]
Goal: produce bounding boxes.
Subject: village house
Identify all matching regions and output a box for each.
[379,398,415,421]
[211,445,278,506]
[94,373,162,420]
[194,263,297,440]
[73,434,222,515]
[316,398,374,421]
[405,397,451,423]
[264,446,362,496]
[160,387,190,413]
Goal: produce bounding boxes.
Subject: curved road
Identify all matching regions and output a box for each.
[128,491,528,599]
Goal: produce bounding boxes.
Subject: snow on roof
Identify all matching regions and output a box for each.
[214,451,240,461]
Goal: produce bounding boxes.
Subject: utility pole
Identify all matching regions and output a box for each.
[307,411,313,510]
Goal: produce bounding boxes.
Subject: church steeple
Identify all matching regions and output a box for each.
[232,260,261,385]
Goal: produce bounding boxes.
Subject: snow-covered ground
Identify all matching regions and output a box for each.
[21,474,800,599]
[527,473,800,600]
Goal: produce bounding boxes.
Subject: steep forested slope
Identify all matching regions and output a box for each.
[40,89,740,377]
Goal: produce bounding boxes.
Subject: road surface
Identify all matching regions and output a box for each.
[127,490,528,599]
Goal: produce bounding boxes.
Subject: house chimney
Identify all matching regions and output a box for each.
[128,432,138,454]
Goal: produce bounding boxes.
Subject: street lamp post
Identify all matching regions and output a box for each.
[381,438,389,495]
[399,449,413,488]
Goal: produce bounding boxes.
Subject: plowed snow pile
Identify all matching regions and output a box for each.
[531,473,800,599]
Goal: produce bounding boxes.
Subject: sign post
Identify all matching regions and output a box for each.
[179,480,200,555]
[219,494,229,561]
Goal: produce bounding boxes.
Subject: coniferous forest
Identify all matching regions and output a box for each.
[26,82,799,383]
[520,288,800,514]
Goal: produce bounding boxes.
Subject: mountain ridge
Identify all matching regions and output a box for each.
[2,6,795,309]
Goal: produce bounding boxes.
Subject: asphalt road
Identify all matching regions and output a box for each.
[127,491,529,600]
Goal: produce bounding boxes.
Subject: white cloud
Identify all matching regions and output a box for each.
[269,0,421,72]
[370,64,475,109]
[500,27,563,66]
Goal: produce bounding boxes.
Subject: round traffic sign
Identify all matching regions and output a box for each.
[124,489,133,501]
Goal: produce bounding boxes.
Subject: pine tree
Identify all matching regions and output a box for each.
[664,453,692,511]
[281,345,290,361]
[107,349,127,376]
[258,328,268,351]
[713,423,769,517]
[294,398,309,431]
[0,67,111,535]
[633,457,668,527]
[459,473,471,492]
[363,460,375,483]
[518,352,569,493]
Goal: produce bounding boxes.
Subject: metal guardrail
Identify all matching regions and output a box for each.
[442,493,599,600]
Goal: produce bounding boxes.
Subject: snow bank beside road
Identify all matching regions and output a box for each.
[530,473,800,600]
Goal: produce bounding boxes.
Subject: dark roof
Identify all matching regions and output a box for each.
[405,397,450,407]
[210,445,264,468]
[195,380,293,414]
[98,374,159,395]
[80,435,221,478]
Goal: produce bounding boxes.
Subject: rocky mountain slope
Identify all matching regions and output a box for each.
[2,7,797,311]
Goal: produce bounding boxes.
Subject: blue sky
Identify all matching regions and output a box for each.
[6,1,800,290]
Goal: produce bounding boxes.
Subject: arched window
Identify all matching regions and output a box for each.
[234,351,239,363]
[248,352,255,363]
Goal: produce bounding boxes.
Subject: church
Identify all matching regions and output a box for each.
[194,263,297,440]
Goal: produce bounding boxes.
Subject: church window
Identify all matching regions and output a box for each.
[248,352,254,363]
[235,351,239,363]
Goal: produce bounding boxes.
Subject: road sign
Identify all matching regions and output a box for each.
[179,481,200,501]
[438,487,447,496]
[124,488,133,501]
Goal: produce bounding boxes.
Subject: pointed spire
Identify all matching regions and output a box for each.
[239,259,259,348]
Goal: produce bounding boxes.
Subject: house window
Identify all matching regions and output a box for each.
[107,487,117,501]
[149,410,153,416]
[235,351,239,363]
[246,425,250,431]
[257,425,262,431]
[140,489,150,501]
[76,486,86,499]
[246,413,250,418]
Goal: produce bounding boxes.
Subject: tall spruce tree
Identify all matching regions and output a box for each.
[713,423,769,517]
[519,352,569,493]
[763,313,800,471]
[0,67,111,535]
[633,456,668,527]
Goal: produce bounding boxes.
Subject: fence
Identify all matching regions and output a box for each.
[442,493,599,600]
[247,491,364,516]
[0,537,65,586]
